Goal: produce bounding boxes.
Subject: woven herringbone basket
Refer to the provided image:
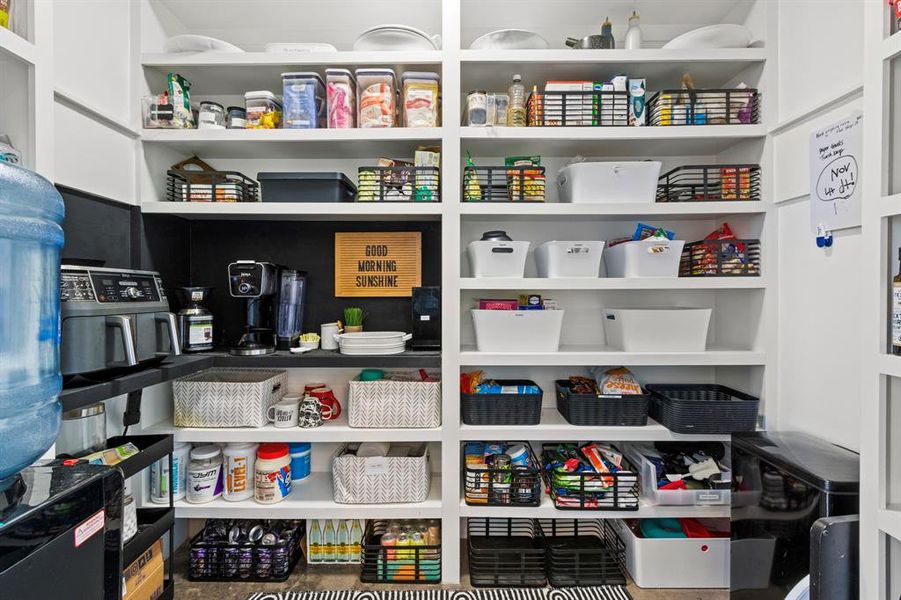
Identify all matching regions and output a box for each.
[348,375,441,428]
[173,368,287,427]
[332,444,432,504]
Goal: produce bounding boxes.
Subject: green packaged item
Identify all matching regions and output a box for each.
[167,73,194,129]
[464,151,482,202]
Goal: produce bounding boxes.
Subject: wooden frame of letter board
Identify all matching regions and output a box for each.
[334,232,422,297]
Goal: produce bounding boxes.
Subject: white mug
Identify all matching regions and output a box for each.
[267,396,300,428]
[320,322,343,351]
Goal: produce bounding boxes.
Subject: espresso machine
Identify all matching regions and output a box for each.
[228,260,278,355]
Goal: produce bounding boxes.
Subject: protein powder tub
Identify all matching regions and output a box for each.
[254,443,292,504]
[186,444,223,504]
[223,442,257,502]
[151,441,191,503]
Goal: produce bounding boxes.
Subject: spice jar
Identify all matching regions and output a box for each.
[466,90,488,126]
[198,101,225,130]
[226,106,246,129]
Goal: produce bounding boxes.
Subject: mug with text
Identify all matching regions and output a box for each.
[267,396,300,428]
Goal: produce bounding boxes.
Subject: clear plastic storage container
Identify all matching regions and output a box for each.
[282,72,325,129]
[244,90,282,129]
[0,162,64,490]
[401,71,440,127]
[326,68,357,129]
[355,68,396,128]
[623,443,732,506]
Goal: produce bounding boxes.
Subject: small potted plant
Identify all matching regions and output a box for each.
[343,307,364,333]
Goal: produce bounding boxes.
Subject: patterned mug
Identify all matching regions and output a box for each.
[298,396,325,428]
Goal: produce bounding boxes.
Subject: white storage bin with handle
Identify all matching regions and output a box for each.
[467,230,530,278]
[471,309,565,352]
[623,442,732,506]
[603,308,711,352]
[535,241,605,278]
[557,161,662,203]
[610,519,730,588]
[604,238,685,278]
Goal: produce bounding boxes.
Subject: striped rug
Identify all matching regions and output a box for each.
[246,588,631,600]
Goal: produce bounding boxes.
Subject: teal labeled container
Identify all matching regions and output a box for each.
[0,162,65,490]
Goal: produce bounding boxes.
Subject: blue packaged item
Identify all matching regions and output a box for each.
[632,222,676,241]
[282,72,325,129]
[0,162,64,490]
[289,442,312,481]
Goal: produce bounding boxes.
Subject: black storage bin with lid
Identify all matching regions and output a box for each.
[257,172,356,202]
[731,432,859,597]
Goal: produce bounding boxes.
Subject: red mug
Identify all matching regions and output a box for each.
[310,387,341,420]
[304,383,327,394]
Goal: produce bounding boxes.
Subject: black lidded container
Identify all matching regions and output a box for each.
[256,172,357,202]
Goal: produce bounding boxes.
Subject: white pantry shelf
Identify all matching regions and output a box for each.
[142,51,442,94]
[460,124,767,156]
[459,345,766,366]
[459,410,730,442]
[140,201,443,221]
[878,352,901,378]
[459,495,730,519]
[460,201,766,219]
[140,127,443,159]
[170,472,442,520]
[878,192,901,218]
[460,48,767,91]
[144,414,442,443]
[459,277,766,290]
[0,26,37,65]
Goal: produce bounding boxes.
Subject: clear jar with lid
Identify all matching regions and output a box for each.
[466,90,488,126]
[226,106,246,129]
[198,101,225,130]
[187,444,223,504]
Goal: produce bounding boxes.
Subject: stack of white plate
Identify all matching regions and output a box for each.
[334,331,412,355]
[353,24,441,51]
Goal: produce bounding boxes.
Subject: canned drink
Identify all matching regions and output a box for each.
[149,458,169,503]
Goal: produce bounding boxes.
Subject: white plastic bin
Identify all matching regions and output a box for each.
[604,238,685,278]
[535,241,605,278]
[471,309,565,352]
[603,308,711,352]
[610,519,730,588]
[624,443,731,506]
[557,161,662,203]
[467,240,530,278]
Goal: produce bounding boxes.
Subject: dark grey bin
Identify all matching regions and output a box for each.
[257,172,357,202]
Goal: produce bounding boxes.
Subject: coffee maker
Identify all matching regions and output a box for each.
[228,260,278,355]
[411,286,441,349]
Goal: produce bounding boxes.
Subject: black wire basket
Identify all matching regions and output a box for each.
[468,518,547,588]
[648,88,759,126]
[357,166,440,202]
[188,520,304,582]
[656,164,762,202]
[462,166,546,202]
[464,442,543,507]
[166,169,259,203]
[527,91,629,127]
[542,444,640,511]
[540,519,627,587]
[359,520,441,584]
[679,239,762,277]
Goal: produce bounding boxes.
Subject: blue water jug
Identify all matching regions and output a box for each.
[0,162,64,490]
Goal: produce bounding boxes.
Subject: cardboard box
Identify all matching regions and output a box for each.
[123,559,164,600]
[122,539,163,596]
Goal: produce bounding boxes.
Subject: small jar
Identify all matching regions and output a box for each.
[223,442,257,502]
[289,442,311,482]
[466,90,488,127]
[254,443,292,504]
[187,444,223,504]
[226,106,246,129]
[198,101,225,130]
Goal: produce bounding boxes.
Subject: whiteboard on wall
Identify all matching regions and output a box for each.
[809,111,863,233]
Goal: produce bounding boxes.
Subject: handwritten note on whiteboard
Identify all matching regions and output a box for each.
[809,111,863,233]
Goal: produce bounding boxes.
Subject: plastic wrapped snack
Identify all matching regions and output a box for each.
[592,366,643,396]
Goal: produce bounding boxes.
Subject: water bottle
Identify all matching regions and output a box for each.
[0,161,64,490]
[507,74,527,127]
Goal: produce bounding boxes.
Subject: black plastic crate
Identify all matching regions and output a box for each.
[166,169,258,203]
[647,384,760,434]
[257,172,356,203]
[462,380,543,425]
[680,239,761,277]
[468,518,546,588]
[648,88,759,126]
[360,520,441,584]
[527,91,629,127]
[464,442,543,507]
[542,444,640,511]
[357,166,440,202]
[540,519,627,587]
[188,520,304,582]
[462,166,546,202]
[656,164,761,202]
[554,380,649,427]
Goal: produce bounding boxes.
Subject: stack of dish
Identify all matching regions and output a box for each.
[334,331,412,355]
[353,25,441,51]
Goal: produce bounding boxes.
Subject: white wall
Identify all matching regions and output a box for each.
[773,0,864,451]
